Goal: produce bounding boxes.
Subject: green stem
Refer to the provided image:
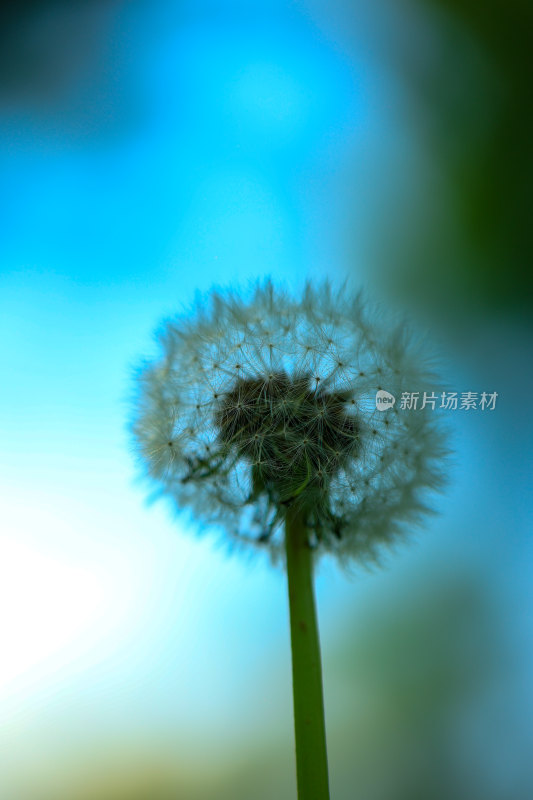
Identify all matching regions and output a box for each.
[285,506,330,800]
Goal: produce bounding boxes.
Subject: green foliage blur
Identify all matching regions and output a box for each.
[371,0,532,318]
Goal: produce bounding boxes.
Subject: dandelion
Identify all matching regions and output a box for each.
[131,279,449,800]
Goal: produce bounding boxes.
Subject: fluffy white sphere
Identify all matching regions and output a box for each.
[132,280,449,563]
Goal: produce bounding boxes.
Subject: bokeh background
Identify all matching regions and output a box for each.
[1,1,531,798]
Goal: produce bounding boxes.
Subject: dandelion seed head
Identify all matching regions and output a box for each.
[132,280,449,564]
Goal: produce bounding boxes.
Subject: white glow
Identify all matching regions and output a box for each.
[0,488,156,707]
[0,533,107,688]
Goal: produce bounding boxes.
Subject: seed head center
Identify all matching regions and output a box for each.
[215,372,359,503]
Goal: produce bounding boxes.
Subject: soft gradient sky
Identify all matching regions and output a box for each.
[1,2,531,798]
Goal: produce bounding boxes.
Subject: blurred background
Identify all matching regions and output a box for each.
[1,1,531,798]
